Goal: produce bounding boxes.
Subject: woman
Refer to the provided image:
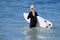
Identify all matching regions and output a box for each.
[27,5,38,28]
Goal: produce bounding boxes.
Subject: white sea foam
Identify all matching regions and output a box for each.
[37,35,47,39]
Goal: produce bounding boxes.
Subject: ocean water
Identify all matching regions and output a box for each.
[0,0,60,40]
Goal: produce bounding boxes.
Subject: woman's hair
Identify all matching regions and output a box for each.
[30,5,34,9]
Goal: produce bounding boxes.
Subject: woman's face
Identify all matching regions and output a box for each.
[30,8,34,12]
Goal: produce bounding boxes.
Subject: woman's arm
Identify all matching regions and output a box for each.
[35,12,38,16]
[27,12,31,19]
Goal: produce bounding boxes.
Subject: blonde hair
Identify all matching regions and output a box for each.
[30,5,34,9]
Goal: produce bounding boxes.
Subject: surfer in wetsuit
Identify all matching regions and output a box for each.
[27,5,38,28]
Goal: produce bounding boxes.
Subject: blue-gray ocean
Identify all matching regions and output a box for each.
[0,0,60,40]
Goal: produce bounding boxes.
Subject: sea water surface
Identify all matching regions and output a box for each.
[0,0,60,40]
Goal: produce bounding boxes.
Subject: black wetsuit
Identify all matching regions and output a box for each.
[27,11,38,28]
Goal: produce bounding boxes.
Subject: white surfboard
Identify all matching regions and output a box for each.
[23,13,53,28]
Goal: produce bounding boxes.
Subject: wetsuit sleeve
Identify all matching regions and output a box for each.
[27,12,31,19]
[35,12,38,16]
